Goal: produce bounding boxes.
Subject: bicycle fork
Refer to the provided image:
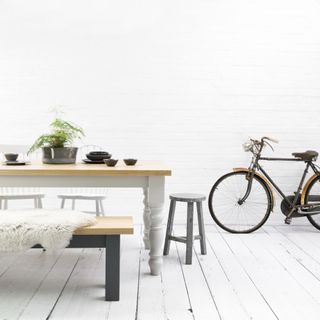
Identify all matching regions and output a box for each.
[238,171,255,205]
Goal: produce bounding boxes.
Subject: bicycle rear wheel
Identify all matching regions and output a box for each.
[304,175,320,230]
[208,171,272,233]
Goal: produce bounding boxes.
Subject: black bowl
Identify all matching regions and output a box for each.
[5,153,18,162]
[104,159,118,167]
[123,158,137,166]
[86,153,111,161]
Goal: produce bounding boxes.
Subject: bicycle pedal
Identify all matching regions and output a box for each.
[284,217,292,225]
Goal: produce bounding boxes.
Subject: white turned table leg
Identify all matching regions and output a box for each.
[148,176,165,275]
[143,187,151,249]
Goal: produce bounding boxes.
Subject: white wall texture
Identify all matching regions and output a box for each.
[1,0,320,223]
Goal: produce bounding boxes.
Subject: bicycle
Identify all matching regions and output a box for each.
[208,136,320,233]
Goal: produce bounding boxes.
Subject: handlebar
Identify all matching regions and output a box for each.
[243,136,279,154]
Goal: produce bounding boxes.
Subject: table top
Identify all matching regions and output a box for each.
[0,160,172,177]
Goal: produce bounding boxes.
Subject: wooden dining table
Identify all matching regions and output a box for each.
[0,160,172,275]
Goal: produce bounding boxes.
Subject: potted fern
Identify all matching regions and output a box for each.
[28,118,85,164]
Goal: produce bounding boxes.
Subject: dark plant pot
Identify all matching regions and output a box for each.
[42,147,78,164]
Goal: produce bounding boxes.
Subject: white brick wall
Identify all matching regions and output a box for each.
[1,0,320,223]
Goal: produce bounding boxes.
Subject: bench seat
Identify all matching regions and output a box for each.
[74,216,133,235]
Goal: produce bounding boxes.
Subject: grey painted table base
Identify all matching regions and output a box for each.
[33,234,120,301]
[163,193,207,264]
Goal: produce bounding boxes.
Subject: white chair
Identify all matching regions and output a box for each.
[57,145,108,216]
[0,144,44,209]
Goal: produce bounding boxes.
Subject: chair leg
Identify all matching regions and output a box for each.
[196,202,207,255]
[38,197,43,209]
[34,198,38,208]
[95,200,100,216]
[61,198,65,209]
[163,200,176,255]
[72,199,76,210]
[186,202,194,264]
[4,199,8,210]
[99,200,105,216]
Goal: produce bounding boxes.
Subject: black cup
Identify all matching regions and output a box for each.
[123,158,137,166]
[104,159,118,167]
[4,153,18,162]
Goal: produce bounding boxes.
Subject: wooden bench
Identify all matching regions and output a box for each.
[34,216,134,301]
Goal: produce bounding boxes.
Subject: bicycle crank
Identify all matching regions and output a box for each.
[280,195,301,218]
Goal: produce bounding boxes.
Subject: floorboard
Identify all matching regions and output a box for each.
[174,226,221,320]
[161,241,194,320]
[19,249,83,320]
[230,231,320,319]
[0,250,62,319]
[195,232,250,320]
[206,226,278,320]
[49,248,110,320]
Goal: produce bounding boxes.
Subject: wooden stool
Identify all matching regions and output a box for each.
[163,193,207,264]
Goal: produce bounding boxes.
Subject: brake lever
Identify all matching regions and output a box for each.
[264,140,274,151]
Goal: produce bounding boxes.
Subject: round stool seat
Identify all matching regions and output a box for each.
[169,193,206,202]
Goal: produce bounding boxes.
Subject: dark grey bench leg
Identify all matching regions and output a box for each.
[105,235,120,301]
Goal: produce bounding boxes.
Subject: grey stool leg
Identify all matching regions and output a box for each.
[4,199,8,210]
[61,198,65,209]
[196,202,207,255]
[72,199,76,210]
[163,200,176,255]
[34,198,38,208]
[186,202,194,264]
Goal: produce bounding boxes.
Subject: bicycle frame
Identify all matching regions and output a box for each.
[240,155,320,211]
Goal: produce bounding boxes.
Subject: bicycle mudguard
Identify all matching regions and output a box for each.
[233,168,275,211]
[301,174,318,205]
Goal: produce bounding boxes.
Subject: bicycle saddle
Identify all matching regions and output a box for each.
[292,150,318,161]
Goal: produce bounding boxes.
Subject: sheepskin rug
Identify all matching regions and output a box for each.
[0,209,96,251]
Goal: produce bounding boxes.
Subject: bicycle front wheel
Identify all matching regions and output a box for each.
[208,171,272,233]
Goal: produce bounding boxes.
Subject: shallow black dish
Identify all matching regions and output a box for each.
[104,159,118,167]
[82,159,105,164]
[123,159,137,166]
[4,161,27,166]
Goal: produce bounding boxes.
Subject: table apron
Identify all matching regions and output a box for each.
[0,175,149,188]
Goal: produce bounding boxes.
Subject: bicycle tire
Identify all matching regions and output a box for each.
[208,171,272,233]
[304,175,320,231]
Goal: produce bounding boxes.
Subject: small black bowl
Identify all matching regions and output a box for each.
[123,158,137,166]
[4,153,18,162]
[86,153,111,161]
[104,159,118,167]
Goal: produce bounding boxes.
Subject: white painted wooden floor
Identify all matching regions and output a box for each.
[1,220,320,320]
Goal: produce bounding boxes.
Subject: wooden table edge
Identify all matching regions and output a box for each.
[0,170,172,177]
